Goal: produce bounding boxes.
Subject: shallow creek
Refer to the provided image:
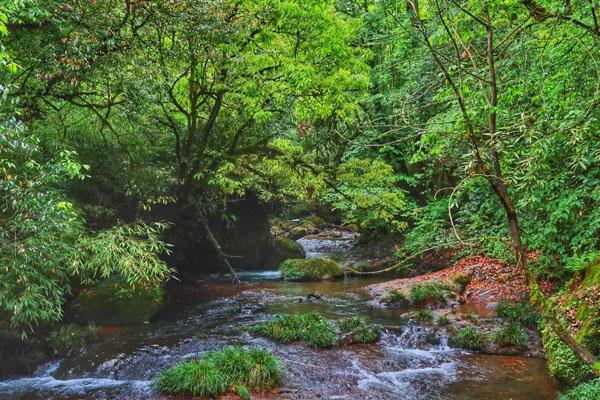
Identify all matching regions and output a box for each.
[0,231,558,400]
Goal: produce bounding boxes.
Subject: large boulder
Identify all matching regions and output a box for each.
[265,236,305,268]
[163,195,274,273]
[279,258,343,281]
[71,277,163,326]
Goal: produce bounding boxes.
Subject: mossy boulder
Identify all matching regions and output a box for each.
[71,277,163,326]
[266,236,305,267]
[573,260,600,354]
[279,258,343,281]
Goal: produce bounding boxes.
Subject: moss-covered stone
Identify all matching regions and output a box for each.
[268,236,305,267]
[71,276,163,326]
[574,260,600,354]
[279,258,343,281]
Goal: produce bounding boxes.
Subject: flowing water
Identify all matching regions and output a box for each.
[0,231,558,400]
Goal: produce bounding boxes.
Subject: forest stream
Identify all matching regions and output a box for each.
[0,231,558,400]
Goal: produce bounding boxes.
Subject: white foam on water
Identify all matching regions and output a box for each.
[0,361,153,398]
[0,376,153,397]
[355,360,457,399]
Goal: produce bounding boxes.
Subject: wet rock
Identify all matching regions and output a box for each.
[162,195,273,273]
[0,319,49,378]
[279,258,344,281]
[70,276,163,326]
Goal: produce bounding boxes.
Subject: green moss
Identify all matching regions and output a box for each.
[410,281,451,305]
[155,346,283,397]
[449,327,488,351]
[582,259,600,288]
[49,323,99,355]
[72,276,163,325]
[491,323,528,351]
[272,236,305,260]
[540,320,594,387]
[302,215,326,228]
[560,378,600,400]
[279,258,343,281]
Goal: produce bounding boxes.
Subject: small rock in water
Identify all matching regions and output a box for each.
[307,292,323,301]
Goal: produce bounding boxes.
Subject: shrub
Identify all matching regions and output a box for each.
[495,301,539,328]
[251,312,337,348]
[449,327,488,351]
[491,323,529,351]
[560,378,600,400]
[155,346,283,397]
[279,258,343,281]
[410,282,451,305]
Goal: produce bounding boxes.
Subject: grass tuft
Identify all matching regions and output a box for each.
[410,281,451,305]
[253,312,381,347]
[495,301,539,328]
[155,346,283,397]
[337,316,381,344]
[449,326,488,351]
[251,312,337,348]
[491,323,529,351]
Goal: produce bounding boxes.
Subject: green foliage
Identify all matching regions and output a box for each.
[410,282,451,305]
[322,158,410,233]
[495,301,540,329]
[71,222,173,288]
[155,346,283,397]
[0,124,171,332]
[279,258,343,281]
[491,324,529,351]
[449,327,488,352]
[0,125,85,331]
[251,312,338,348]
[540,320,594,386]
[560,378,600,400]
